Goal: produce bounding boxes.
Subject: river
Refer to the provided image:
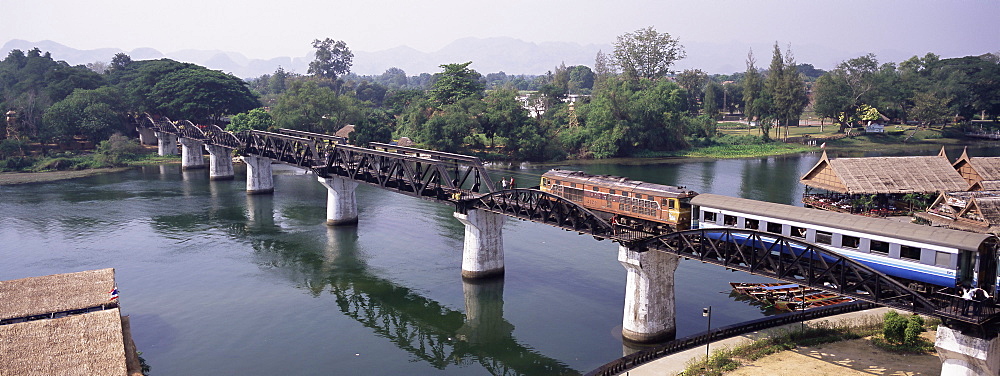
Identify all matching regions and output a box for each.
[0,146,993,375]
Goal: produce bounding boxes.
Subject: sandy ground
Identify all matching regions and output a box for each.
[0,168,130,185]
[726,332,940,376]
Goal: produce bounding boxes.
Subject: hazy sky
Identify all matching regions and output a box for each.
[3,0,998,67]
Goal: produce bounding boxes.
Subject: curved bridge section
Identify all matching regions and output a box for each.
[201,124,241,149]
[236,130,323,168]
[632,228,988,323]
[466,189,616,239]
[174,120,208,140]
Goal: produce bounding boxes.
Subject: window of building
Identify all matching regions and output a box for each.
[900,245,921,261]
[609,189,615,195]
[593,186,599,191]
[935,252,951,267]
[815,230,832,245]
[766,222,783,234]
[870,240,890,255]
[704,211,717,222]
[744,218,759,230]
[842,235,860,249]
[790,226,807,239]
[724,215,738,226]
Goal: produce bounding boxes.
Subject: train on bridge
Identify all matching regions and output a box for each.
[540,169,999,296]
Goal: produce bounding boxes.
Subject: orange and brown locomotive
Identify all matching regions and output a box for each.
[539,169,698,234]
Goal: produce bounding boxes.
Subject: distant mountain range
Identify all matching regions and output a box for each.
[2,37,936,79]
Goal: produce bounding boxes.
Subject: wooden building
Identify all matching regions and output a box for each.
[920,191,1000,233]
[799,150,968,216]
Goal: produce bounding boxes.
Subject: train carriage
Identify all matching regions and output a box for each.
[540,169,697,234]
[690,193,1000,294]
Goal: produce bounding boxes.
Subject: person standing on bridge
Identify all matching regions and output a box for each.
[501,178,509,190]
[961,285,975,315]
[971,287,992,316]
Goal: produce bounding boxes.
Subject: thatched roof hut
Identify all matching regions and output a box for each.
[800,150,968,194]
[0,268,116,322]
[334,124,355,139]
[918,190,1000,233]
[0,308,139,376]
[396,136,414,147]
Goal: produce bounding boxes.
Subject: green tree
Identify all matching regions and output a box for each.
[269,67,290,95]
[110,53,132,72]
[349,109,393,147]
[482,86,531,148]
[676,69,708,113]
[882,310,907,344]
[581,78,688,158]
[41,86,126,144]
[308,38,353,80]
[911,90,954,126]
[702,81,721,119]
[148,67,260,123]
[417,97,484,153]
[762,44,808,139]
[567,65,595,94]
[814,54,881,132]
[94,133,146,166]
[271,80,365,134]
[227,108,274,132]
[429,62,484,106]
[593,50,615,91]
[742,49,765,137]
[612,26,685,81]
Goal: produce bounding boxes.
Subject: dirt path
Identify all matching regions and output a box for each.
[727,332,940,376]
[0,168,130,185]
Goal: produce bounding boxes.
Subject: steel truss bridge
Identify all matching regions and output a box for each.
[136,115,999,329]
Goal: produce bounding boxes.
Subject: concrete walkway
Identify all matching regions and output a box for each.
[623,307,892,376]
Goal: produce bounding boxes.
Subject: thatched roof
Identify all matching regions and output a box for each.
[959,197,1000,225]
[0,269,116,321]
[953,148,1000,188]
[334,124,355,138]
[396,137,414,147]
[692,193,994,250]
[800,151,968,194]
[0,308,129,376]
[974,180,1000,191]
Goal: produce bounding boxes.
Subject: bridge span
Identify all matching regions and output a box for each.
[136,115,1000,375]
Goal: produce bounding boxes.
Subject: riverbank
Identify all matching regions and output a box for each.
[0,168,132,185]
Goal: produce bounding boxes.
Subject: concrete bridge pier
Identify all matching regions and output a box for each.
[243,155,274,194]
[154,132,178,156]
[317,176,359,226]
[137,127,157,145]
[204,144,234,180]
[935,324,1000,375]
[619,245,679,343]
[178,138,205,170]
[453,209,505,279]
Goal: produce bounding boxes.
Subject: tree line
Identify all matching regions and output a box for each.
[3,30,999,167]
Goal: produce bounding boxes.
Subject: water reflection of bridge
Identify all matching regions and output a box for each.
[239,194,579,375]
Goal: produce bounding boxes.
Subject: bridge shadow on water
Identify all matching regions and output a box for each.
[149,189,580,376]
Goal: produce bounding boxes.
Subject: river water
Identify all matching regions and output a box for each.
[0,146,993,375]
